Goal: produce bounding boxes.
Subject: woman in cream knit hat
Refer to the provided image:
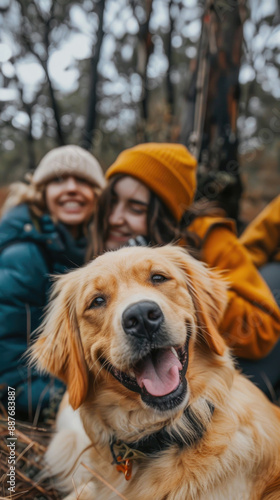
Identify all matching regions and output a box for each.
[93,142,280,398]
[0,145,105,421]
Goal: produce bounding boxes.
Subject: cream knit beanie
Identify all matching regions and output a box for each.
[33,145,105,188]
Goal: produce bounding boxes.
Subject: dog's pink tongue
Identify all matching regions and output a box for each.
[135,349,182,397]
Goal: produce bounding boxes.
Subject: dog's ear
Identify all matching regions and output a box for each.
[31,272,88,410]
[161,246,227,356]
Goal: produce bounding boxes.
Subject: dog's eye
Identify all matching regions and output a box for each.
[151,274,168,284]
[89,296,106,308]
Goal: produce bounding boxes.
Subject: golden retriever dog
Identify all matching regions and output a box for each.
[31,245,280,500]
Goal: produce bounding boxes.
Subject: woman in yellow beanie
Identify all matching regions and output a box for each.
[0,145,105,421]
[94,143,198,253]
[93,142,280,399]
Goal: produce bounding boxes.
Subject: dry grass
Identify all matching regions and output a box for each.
[0,404,61,500]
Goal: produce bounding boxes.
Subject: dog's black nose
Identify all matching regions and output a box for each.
[122,301,163,339]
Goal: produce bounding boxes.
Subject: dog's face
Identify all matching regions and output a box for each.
[32,245,227,414]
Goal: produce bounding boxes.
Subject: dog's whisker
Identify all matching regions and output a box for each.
[93,362,108,385]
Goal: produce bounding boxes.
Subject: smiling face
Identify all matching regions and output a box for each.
[105,176,150,251]
[45,175,96,235]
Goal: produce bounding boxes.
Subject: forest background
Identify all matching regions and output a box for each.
[0,0,279,224]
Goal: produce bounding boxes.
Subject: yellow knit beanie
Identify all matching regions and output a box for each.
[106,143,197,221]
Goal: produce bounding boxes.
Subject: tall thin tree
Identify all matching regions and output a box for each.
[81,0,106,151]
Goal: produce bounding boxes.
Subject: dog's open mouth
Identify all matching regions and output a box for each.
[101,336,190,411]
[134,347,182,396]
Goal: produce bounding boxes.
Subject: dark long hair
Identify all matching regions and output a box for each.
[90,175,217,258]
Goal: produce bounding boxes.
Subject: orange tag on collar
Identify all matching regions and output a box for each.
[116,456,133,480]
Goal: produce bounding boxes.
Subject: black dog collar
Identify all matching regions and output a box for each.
[110,400,215,466]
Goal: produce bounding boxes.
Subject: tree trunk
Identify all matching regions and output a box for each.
[25,104,36,171]
[166,0,175,117]
[181,0,246,224]
[136,0,154,126]
[44,67,65,146]
[81,0,106,151]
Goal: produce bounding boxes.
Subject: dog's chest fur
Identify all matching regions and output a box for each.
[202,477,252,500]
[77,381,276,500]
[82,423,257,500]
[84,467,252,500]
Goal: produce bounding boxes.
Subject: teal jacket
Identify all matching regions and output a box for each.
[0,203,88,420]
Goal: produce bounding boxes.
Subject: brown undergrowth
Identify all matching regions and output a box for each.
[0,402,61,500]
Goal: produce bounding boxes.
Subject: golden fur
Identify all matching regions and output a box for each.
[32,245,280,500]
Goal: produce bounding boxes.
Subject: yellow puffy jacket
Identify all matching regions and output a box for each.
[188,216,280,360]
[240,195,280,268]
